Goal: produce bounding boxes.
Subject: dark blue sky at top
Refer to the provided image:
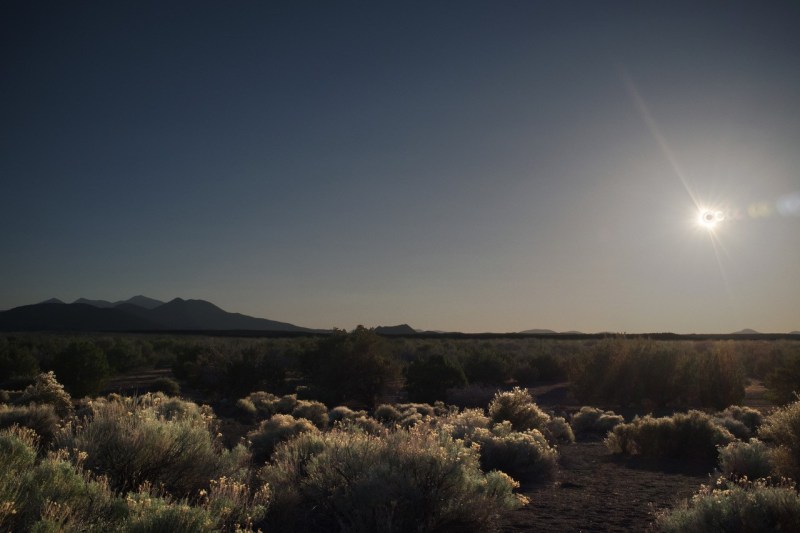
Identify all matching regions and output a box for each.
[2,1,799,332]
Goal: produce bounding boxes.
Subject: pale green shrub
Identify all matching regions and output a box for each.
[438,408,491,440]
[545,416,575,444]
[374,403,402,423]
[0,427,125,532]
[488,387,549,432]
[61,397,248,495]
[259,425,527,532]
[328,405,368,425]
[570,406,624,438]
[718,439,775,480]
[248,414,318,465]
[656,477,800,532]
[759,399,800,479]
[123,492,215,533]
[0,404,61,447]
[471,425,558,483]
[17,372,72,417]
[291,400,328,429]
[605,410,735,462]
[720,405,763,434]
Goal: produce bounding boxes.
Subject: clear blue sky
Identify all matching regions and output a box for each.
[2,1,799,333]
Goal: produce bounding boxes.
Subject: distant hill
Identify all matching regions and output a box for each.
[374,324,417,335]
[39,298,65,305]
[0,303,160,331]
[733,329,761,334]
[792,331,800,335]
[74,295,165,310]
[520,328,558,334]
[0,297,317,333]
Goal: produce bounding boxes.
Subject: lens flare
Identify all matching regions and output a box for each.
[699,209,724,229]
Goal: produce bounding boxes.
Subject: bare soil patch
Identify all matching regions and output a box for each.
[501,442,710,532]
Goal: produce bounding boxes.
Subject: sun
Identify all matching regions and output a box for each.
[698,208,724,230]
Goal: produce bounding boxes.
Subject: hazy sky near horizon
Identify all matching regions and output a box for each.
[2,1,799,333]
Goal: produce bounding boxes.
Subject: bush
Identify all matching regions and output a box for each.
[544,416,575,444]
[488,387,550,432]
[248,414,318,465]
[470,424,559,483]
[462,351,511,386]
[759,398,800,480]
[60,395,249,496]
[605,410,735,463]
[300,327,401,408]
[570,406,624,438]
[719,405,763,434]
[0,404,61,447]
[50,341,110,398]
[291,400,329,429]
[150,377,181,396]
[17,372,73,417]
[259,426,527,532]
[404,354,467,404]
[718,439,775,480]
[656,477,800,532]
[438,408,491,440]
[374,403,402,424]
[0,427,125,532]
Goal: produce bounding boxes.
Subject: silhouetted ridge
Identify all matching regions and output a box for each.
[0,303,160,331]
[0,297,315,332]
[374,324,417,335]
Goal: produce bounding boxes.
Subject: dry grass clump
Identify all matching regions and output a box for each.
[259,425,527,532]
[570,406,624,439]
[291,400,329,429]
[656,477,800,532]
[605,410,735,463]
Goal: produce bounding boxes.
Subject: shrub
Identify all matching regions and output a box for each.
[150,377,181,396]
[17,371,73,417]
[259,426,527,532]
[404,354,467,404]
[759,398,800,480]
[0,427,125,532]
[488,387,550,432]
[291,400,329,429]
[0,404,61,447]
[544,416,575,444]
[470,424,559,483]
[656,477,800,532]
[462,350,511,386]
[374,403,402,424]
[248,414,318,465]
[718,439,775,480]
[60,396,248,496]
[328,405,367,425]
[719,405,763,434]
[50,341,110,398]
[446,383,500,409]
[300,327,401,408]
[605,410,735,463]
[438,408,491,440]
[570,406,624,438]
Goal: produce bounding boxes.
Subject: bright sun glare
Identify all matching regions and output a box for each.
[698,209,724,230]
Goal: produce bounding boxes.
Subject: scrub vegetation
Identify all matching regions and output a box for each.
[2,331,800,531]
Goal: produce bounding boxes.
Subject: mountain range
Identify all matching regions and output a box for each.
[0,296,318,333]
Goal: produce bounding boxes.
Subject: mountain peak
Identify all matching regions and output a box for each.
[39,298,65,305]
[374,324,417,335]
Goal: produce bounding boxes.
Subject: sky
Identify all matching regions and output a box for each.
[1,1,799,334]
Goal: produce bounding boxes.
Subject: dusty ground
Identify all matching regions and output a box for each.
[501,441,710,532]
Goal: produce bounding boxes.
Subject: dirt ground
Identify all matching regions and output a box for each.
[500,441,710,532]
